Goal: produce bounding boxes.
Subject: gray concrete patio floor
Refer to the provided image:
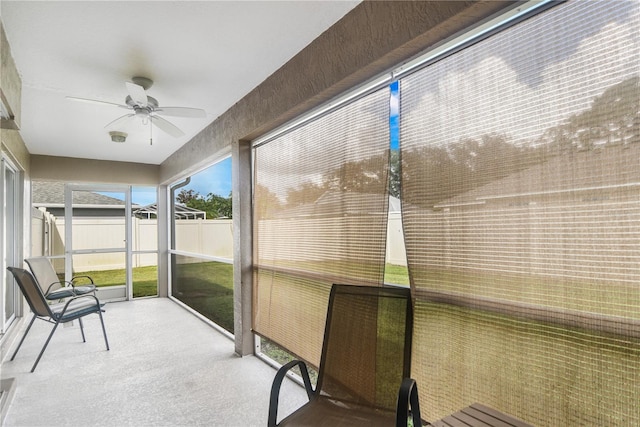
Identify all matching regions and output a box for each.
[1,298,307,426]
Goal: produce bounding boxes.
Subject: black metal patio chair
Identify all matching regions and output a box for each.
[25,257,96,300]
[268,284,423,426]
[7,266,109,372]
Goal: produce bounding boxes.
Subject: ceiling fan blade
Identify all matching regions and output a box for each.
[156,107,206,118]
[151,115,185,137]
[66,96,128,109]
[125,82,148,107]
[105,113,135,129]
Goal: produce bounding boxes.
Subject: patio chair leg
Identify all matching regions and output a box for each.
[31,321,61,373]
[78,317,86,342]
[98,309,110,351]
[11,314,37,361]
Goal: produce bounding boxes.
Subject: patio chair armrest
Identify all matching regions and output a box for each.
[55,293,102,320]
[45,281,78,300]
[397,378,425,427]
[45,280,73,294]
[70,275,95,285]
[268,360,315,427]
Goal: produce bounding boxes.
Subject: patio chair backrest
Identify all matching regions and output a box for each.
[8,267,54,318]
[25,257,63,294]
[317,284,413,411]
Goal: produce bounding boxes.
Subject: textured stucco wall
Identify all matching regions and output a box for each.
[159,0,515,183]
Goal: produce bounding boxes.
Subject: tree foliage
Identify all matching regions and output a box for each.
[401,77,640,207]
[540,76,640,152]
[324,155,389,194]
[286,181,327,208]
[254,184,282,219]
[176,189,232,219]
[254,78,639,213]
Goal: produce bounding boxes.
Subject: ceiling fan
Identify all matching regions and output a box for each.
[67,76,206,143]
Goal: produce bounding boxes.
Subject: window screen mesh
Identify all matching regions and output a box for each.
[400,1,640,425]
[253,88,390,366]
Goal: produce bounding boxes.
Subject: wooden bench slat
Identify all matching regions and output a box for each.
[451,411,494,427]
[430,403,534,427]
[459,406,513,427]
[432,414,474,427]
[469,403,533,427]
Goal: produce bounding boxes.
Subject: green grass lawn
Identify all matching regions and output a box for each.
[73,265,159,298]
[132,266,160,297]
[78,262,234,331]
[384,263,409,285]
[79,261,410,364]
[80,262,408,301]
[171,260,234,333]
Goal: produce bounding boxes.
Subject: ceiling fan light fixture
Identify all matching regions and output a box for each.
[109,131,128,143]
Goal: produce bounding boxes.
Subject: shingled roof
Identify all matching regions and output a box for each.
[435,143,640,209]
[32,181,126,207]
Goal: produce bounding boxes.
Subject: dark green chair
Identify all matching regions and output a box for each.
[268,284,423,426]
[7,266,109,372]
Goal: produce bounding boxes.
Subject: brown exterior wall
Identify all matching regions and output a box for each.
[30,155,160,185]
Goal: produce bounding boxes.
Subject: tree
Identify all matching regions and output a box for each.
[278,152,392,210]
[402,133,537,207]
[286,182,327,207]
[389,149,401,199]
[175,189,232,219]
[176,189,199,204]
[254,184,282,219]
[323,153,389,194]
[540,76,640,152]
[206,192,232,218]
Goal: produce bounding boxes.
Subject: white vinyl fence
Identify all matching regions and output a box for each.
[31,213,235,272]
[30,212,407,272]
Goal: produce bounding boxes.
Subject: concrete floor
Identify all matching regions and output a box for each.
[1,298,307,426]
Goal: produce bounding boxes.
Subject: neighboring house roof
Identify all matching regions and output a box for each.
[282,191,391,219]
[436,143,640,209]
[134,203,206,220]
[32,181,129,208]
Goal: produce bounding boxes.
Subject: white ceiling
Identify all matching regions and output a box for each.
[0,1,360,165]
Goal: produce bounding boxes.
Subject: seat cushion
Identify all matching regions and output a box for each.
[46,287,76,300]
[72,285,96,294]
[45,285,96,300]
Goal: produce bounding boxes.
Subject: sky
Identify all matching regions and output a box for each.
[400,0,639,148]
[389,80,399,150]
[179,156,232,201]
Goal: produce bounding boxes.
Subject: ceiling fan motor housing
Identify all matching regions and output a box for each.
[131,76,154,90]
[126,95,159,110]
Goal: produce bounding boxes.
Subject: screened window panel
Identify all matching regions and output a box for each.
[253,88,390,366]
[400,1,640,425]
